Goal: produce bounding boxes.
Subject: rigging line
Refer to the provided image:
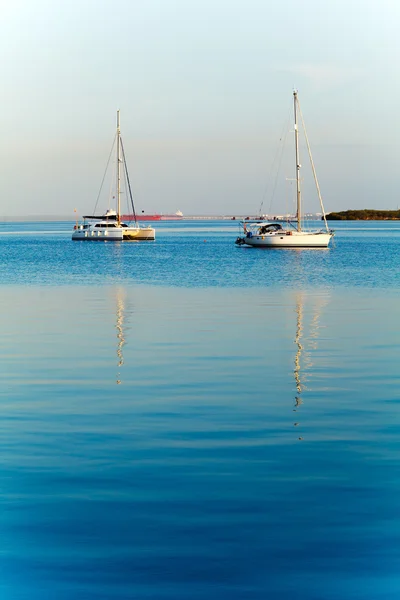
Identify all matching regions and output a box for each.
[121,155,129,214]
[297,99,329,233]
[121,152,134,218]
[258,110,291,216]
[109,157,117,210]
[285,179,293,225]
[120,137,137,223]
[267,119,291,217]
[93,132,117,215]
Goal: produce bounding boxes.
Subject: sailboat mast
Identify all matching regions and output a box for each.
[294,91,301,232]
[117,110,121,223]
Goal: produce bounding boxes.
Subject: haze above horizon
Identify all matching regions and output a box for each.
[1,0,399,217]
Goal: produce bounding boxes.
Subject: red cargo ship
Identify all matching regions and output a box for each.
[121,210,183,221]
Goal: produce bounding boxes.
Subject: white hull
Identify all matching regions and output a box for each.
[72,226,123,241]
[122,225,155,241]
[243,231,332,248]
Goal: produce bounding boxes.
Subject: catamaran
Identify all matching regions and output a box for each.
[235,91,333,248]
[72,111,155,241]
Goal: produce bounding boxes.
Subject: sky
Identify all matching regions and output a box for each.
[1,0,399,217]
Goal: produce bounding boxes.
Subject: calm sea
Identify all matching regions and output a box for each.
[1,220,400,599]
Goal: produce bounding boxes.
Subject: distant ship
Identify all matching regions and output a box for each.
[121,210,183,222]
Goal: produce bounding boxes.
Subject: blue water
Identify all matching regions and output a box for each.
[0,219,399,288]
[1,220,400,599]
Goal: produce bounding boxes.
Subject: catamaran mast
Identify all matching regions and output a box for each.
[117,110,121,224]
[293,91,301,232]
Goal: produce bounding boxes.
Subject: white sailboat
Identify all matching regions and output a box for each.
[72,111,155,241]
[235,91,333,248]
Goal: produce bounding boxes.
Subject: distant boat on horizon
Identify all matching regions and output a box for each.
[121,210,184,222]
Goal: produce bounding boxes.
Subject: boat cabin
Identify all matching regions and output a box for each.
[244,221,284,238]
[257,223,283,234]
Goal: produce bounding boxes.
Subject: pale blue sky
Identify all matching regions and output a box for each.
[1,0,399,216]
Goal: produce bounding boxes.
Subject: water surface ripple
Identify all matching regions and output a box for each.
[1,221,400,598]
[0,220,399,289]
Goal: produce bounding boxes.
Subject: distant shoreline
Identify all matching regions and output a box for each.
[326,210,400,221]
[0,215,290,222]
[0,215,240,222]
[2,211,400,222]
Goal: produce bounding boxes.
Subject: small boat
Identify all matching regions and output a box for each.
[72,111,155,242]
[235,91,333,248]
[160,211,183,221]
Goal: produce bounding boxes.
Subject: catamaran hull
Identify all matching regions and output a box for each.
[241,232,332,248]
[72,229,123,241]
[122,227,155,241]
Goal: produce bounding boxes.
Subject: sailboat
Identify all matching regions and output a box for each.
[235,91,333,248]
[72,111,155,241]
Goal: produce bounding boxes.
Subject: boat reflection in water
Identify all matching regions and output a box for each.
[292,292,329,440]
[115,288,127,385]
[294,296,304,413]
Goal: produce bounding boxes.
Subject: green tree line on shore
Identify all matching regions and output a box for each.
[325,209,400,220]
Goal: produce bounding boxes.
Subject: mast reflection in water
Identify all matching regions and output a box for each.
[293,292,329,439]
[115,288,127,385]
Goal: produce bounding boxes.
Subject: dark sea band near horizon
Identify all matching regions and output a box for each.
[1,219,400,599]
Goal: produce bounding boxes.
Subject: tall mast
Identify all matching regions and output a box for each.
[117,110,121,223]
[297,100,330,233]
[293,91,301,232]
